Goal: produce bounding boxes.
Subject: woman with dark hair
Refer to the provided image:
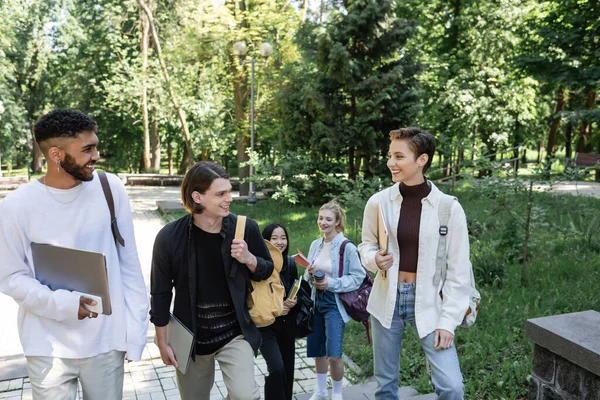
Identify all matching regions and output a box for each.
[150,161,274,400]
[259,223,298,400]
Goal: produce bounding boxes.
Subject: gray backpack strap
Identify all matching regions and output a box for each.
[433,195,456,286]
[98,171,125,247]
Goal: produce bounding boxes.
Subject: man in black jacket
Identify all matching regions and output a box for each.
[150,162,274,400]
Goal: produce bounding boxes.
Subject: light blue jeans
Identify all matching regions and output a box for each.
[372,282,464,400]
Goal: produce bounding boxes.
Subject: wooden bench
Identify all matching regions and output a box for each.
[568,152,600,168]
[0,175,29,190]
[117,173,183,186]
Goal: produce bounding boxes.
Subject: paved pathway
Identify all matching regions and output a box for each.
[535,180,600,198]
[0,186,350,400]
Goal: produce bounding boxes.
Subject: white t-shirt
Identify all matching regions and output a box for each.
[313,241,333,277]
[0,172,148,360]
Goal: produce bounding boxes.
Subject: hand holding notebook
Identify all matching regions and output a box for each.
[287,276,302,300]
[377,204,389,279]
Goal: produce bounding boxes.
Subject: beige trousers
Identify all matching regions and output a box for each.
[26,350,125,400]
[176,335,260,400]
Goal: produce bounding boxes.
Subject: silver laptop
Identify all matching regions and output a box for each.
[31,242,112,315]
[154,314,194,374]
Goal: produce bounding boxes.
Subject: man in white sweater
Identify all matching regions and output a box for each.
[0,109,149,400]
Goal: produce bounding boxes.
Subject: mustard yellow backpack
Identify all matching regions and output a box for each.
[235,216,285,328]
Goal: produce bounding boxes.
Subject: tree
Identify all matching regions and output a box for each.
[518,0,600,165]
[290,0,421,178]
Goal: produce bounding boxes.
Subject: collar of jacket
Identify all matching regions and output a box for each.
[388,180,442,208]
[185,212,232,239]
[185,213,238,278]
[317,231,346,248]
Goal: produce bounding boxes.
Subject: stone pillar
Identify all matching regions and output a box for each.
[527,310,600,399]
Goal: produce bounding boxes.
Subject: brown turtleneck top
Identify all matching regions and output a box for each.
[397,180,432,273]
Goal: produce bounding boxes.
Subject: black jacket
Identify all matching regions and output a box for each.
[150,213,274,355]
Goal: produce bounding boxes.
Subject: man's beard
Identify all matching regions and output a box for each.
[62,153,95,182]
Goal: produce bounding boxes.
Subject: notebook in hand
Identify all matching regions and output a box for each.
[31,242,112,315]
[293,249,310,268]
[377,204,389,255]
[287,276,302,300]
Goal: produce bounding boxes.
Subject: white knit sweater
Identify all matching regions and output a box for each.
[0,172,148,360]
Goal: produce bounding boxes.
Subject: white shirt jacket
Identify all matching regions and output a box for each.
[358,182,471,337]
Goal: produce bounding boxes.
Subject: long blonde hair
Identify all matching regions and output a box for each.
[320,200,345,233]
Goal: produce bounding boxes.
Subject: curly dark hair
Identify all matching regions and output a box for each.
[33,109,98,145]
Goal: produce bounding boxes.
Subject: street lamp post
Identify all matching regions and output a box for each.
[233,41,273,206]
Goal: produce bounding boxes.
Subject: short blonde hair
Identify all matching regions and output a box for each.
[320,200,346,233]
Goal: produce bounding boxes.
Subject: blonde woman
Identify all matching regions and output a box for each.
[304,201,366,400]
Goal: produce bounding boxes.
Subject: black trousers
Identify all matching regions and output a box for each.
[259,315,296,400]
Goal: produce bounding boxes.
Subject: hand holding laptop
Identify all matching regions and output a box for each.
[77,295,100,320]
[155,325,179,369]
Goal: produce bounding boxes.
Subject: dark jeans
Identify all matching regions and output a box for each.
[259,314,296,400]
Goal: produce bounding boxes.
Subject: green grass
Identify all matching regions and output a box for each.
[162,187,600,398]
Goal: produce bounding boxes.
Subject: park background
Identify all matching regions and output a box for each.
[1,0,600,398]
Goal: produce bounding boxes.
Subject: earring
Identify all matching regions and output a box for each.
[56,159,61,172]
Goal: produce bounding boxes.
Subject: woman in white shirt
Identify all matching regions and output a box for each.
[359,127,472,399]
[304,201,365,400]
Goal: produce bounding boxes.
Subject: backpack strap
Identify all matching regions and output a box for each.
[338,240,352,277]
[98,172,125,247]
[235,215,247,240]
[433,195,456,286]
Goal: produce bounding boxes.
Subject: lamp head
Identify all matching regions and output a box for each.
[233,41,248,64]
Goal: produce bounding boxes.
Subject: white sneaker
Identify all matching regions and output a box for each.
[308,393,328,400]
[331,394,344,400]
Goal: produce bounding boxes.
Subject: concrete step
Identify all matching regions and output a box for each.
[294,381,436,399]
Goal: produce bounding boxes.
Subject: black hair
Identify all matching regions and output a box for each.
[389,127,436,173]
[262,223,290,257]
[33,109,98,145]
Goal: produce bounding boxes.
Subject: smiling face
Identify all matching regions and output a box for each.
[53,131,100,182]
[387,138,428,186]
[192,178,232,218]
[318,209,339,238]
[269,227,288,254]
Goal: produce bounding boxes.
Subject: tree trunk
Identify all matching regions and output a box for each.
[228,0,250,195]
[576,90,596,153]
[546,86,565,158]
[471,124,477,162]
[233,73,249,195]
[31,133,43,174]
[521,179,534,287]
[140,2,151,172]
[137,0,194,173]
[565,122,573,163]
[348,147,356,179]
[167,141,174,175]
[151,119,161,172]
